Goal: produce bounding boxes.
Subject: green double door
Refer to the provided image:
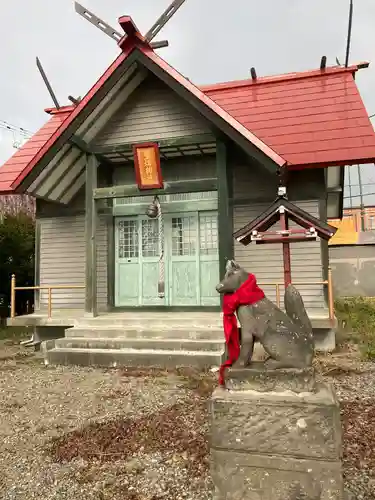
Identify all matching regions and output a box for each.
[114,211,220,307]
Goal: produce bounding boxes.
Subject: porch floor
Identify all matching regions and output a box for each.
[7,309,223,328]
[7,308,336,330]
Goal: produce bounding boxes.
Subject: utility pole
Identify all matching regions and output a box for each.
[345,0,354,67]
[357,164,365,231]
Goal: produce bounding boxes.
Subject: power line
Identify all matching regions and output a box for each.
[0,120,34,149]
[0,120,34,137]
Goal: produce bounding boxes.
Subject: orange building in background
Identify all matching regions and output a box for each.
[329,207,375,245]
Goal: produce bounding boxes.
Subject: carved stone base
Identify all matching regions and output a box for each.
[227,363,316,393]
[210,367,344,500]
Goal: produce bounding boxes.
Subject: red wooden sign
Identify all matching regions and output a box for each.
[133,142,163,190]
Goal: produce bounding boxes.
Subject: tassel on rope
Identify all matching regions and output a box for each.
[156,197,165,298]
[146,195,165,298]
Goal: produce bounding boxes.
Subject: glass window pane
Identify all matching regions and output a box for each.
[172,216,196,256]
[118,220,138,258]
[199,214,218,255]
[142,219,159,257]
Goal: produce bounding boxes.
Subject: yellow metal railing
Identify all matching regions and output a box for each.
[10,274,85,319]
[10,267,334,321]
[259,267,334,322]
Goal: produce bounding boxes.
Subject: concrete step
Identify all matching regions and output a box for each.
[75,315,222,328]
[65,326,224,340]
[55,337,225,352]
[73,315,333,330]
[45,347,223,369]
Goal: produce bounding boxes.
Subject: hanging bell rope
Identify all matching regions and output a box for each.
[146,195,165,298]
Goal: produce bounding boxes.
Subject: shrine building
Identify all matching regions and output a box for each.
[2,13,375,365]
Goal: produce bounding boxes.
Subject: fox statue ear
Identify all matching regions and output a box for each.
[225,260,234,272]
[225,259,240,272]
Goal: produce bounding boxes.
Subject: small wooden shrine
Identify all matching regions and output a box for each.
[234,169,338,289]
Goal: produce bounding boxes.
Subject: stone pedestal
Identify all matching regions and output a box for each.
[210,364,344,500]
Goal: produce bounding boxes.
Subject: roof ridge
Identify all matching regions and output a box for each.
[42,62,370,115]
[200,62,369,93]
[44,105,76,115]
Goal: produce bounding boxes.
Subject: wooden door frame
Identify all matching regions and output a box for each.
[197,210,220,306]
[112,209,221,309]
[105,137,233,311]
[165,211,200,307]
[114,215,141,307]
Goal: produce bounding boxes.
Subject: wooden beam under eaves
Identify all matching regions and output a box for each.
[93,178,217,200]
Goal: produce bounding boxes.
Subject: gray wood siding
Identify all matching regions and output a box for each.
[233,158,326,203]
[233,162,278,201]
[38,215,107,311]
[232,162,327,315]
[95,76,211,146]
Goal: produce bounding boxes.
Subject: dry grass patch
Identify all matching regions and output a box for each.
[48,398,209,478]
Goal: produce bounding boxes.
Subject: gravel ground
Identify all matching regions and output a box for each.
[0,337,375,500]
[0,339,214,500]
[318,350,375,500]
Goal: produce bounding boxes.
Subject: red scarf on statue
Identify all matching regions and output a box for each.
[219,274,265,386]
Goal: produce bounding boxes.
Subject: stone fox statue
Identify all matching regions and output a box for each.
[216,260,314,385]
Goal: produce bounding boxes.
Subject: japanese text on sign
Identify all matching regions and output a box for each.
[133,143,163,190]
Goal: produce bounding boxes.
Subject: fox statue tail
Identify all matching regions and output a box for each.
[284,284,313,340]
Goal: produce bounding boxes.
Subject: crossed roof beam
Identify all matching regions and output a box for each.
[37,1,187,110]
[74,0,187,50]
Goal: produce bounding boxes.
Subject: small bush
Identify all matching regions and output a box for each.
[0,212,35,315]
[335,297,375,360]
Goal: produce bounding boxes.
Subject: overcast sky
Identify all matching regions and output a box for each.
[0,0,374,205]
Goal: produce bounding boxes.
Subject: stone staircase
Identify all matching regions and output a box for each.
[41,312,226,369]
[40,309,337,369]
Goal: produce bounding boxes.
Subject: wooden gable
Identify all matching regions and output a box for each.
[94,75,212,147]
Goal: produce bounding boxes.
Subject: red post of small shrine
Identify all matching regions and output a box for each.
[280,209,292,289]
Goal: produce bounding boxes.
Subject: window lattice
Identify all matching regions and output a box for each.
[142,219,159,257]
[199,214,218,255]
[118,220,138,258]
[172,216,196,256]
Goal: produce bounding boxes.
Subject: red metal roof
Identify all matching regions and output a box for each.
[0,28,374,194]
[0,34,285,195]
[147,48,285,167]
[202,64,375,169]
[0,108,72,193]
